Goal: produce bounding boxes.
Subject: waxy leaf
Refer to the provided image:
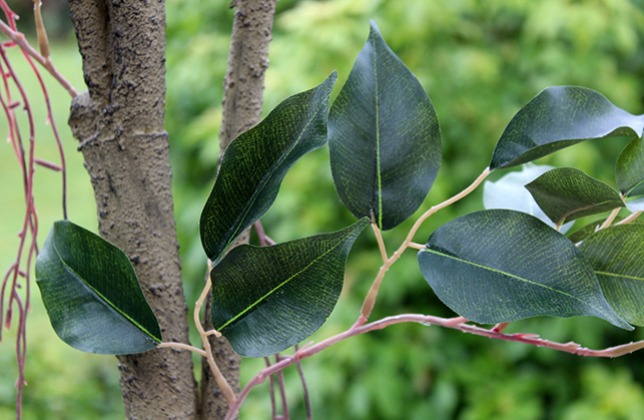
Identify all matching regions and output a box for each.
[579,225,644,326]
[566,219,605,243]
[329,21,441,230]
[418,210,631,329]
[211,218,369,357]
[490,86,644,169]
[483,163,572,232]
[36,221,161,354]
[200,73,337,261]
[525,168,624,225]
[616,136,644,198]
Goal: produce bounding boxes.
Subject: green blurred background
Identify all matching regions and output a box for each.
[1,0,643,418]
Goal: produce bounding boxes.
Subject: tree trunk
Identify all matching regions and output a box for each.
[200,1,278,418]
[67,0,197,417]
[67,0,277,417]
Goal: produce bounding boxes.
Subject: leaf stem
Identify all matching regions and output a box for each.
[371,223,388,262]
[616,210,641,226]
[157,342,207,357]
[599,207,621,230]
[358,167,492,321]
[193,264,236,404]
[402,167,492,249]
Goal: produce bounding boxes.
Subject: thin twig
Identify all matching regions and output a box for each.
[358,167,492,322]
[616,211,641,226]
[293,344,312,420]
[193,264,236,404]
[157,342,207,357]
[254,220,276,246]
[275,354,289,420]
[598,207,621,230]
[265,357,277,420]
[0,20,78,97]
[225,313,643,419]
[371,223,388,262]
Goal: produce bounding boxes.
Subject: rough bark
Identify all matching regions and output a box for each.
[199,0,277,418]
[67,0,198,418]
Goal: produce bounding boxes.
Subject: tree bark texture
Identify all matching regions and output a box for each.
[67,0,198,418]
[200,1,278,418]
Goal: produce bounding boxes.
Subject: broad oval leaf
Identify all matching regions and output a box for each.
[35,221,161,354]
[418,210,631,329]
[483,163,572,232]
[579,225,644,326]
[490,86,644,169]
[525,168,624,225]
[211,218,369,357]
[616,136,644,198]
[200,73,337,261]
[329,21,441,230]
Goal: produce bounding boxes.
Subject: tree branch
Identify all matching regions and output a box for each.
[200,1,278,418]
[227,313,644,418]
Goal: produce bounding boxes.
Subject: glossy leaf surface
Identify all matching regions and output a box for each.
[36,221,161,354]
[490,86,644,169]
[483,163,571,232]
[525,168,624,225]
[211,218,369,357]
[616,136,644,198]
[579,225,644,326]
[200,73,337,261]
[418,210,631,329]
[329,21,441,230]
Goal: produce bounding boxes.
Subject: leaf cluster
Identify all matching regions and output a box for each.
[35,22,642,358]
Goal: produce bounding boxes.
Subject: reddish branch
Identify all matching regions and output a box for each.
[0,2,74,417]
[226,313,644,419]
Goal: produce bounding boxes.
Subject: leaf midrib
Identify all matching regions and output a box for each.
[220,96,327,260]
[372,36,383,229]
[557,200,623,225]
[52,240,159,342]
[423,247,601,311]
[596,270,643,282]
[217,233,350,331]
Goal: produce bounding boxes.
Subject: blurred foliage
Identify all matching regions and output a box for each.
[2,0,641,418]
[166,0,643,418]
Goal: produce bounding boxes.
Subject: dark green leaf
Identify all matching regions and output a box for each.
[483,163,572,231]
[579,225,644,326]
[329,21,441,230]
[35,221,161,354]
[566,219,605,243]
[211,218,369,357]
[525,168,624,225]
[200,73,337,261]
[490,86,644,169]
[616,136,644,198]
[418,210,631,329]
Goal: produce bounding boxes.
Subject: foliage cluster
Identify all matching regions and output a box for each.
[165,1,643,417]
[1,0,642,418]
